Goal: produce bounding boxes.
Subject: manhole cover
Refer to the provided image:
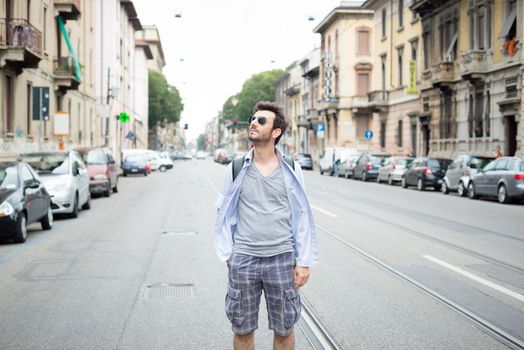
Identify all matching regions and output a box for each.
[161,230,198,236]
[143,283,196,298]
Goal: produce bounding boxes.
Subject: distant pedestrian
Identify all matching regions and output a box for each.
[214,101,318,350]
[493,145,503,158]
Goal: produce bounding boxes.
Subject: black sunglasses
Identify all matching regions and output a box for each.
[249,115,267,125]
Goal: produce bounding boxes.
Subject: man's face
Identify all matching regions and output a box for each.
[248,110,280,144]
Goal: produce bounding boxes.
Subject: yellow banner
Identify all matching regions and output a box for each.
[406,60,418,95]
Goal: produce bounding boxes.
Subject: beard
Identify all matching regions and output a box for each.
[248,128,272,143]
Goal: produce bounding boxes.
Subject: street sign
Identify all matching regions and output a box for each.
[32,87,49,121]
[317,123,325,132]
[54,112,69,136]
[364,129,373,140]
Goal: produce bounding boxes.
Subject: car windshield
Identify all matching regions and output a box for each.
[396,158,411,167]
[126,155,144,163]
[370,155,388,165]
[428,158,452,169]
[0,164,19,189]
[469,156,495,170]
[19,153,69,175]
[83,149,106,165]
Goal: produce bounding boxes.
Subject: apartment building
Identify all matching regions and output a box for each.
[411,0,523,158]
[363,0,423,156]
[313,2,374,150]
[1,0,97,158]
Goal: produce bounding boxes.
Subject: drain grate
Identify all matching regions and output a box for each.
[161,230,198,236]
[143,283,196,298]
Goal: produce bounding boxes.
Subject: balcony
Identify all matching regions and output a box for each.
[0,18,42,73]
[461,50,488,81]
[54,56,80,93]
[431,62,455,87]
[349,95,370,114]
[367,90,389,112]
[54,0,81,21]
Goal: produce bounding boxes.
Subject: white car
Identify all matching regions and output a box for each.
[18,151,91,218]
[156,151,174,172]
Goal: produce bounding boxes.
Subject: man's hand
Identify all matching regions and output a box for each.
[294,266,310,288]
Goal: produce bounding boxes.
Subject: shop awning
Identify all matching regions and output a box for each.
[57,15,81,81]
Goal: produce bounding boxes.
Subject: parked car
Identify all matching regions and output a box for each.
[377,156,413,185]
[18,151,91,218]
[468,157,524,204]
[320,147,359,176]
[77,147,119,197]
[401,157,452,191]
[122,154,148,176]
[339,152,362,179]
[122,149,160,171]
[353,153,391,181]
[155,151,173,171]
[0,161,53,243]
[292,153,313,170]
[442,155,494,195]
[196,151,207,160]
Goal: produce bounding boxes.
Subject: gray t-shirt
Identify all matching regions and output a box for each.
[233,164,294,257]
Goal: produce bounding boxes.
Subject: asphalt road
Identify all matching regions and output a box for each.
[0,158,522,349]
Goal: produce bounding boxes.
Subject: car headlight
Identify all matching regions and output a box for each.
[0,201,14,217]
[94,174,108,180]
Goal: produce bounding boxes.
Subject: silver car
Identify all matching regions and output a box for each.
[18,151,91,217]
[377,156,413,185]
[468,157,524,204]
[442,155,494,196]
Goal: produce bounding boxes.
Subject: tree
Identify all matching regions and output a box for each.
[197,134,206,151]
[148,70,184,128]
[220,69,283,124]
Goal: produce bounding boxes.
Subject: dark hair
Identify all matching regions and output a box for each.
[253,101,287,145]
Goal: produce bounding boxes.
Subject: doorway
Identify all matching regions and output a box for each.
[421,123,430,156]
[505,115,517,156]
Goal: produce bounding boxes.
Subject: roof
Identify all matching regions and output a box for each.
[120,0,143,31]
[135,39,153,59]
[313,4,373,33]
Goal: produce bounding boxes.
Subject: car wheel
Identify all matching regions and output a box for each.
[320,169,324,175]
[376,175,381,183]
[401,177,408,188]
[82,193,91,210]
[159,165,167,172]
[123,171,127,177]
[441,181,449,194]
[468,183,478,199]
[417,178,425,191]
[388,176,394,186]
[40,207,53,230]
[498,184,511,204]
[13,212,28,243]
[69,193,79,218]
[362,172,367,182]
[113,180,118,193]
[458,181,467,197]
[144,171,148,177]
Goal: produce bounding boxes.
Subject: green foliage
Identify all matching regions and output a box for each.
[148,70,184,128]
[220,69,283,124]
[197,134,206,150]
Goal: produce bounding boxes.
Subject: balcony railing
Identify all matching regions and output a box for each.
[0,18,42,55]
[367,90,389,104]
[54,56,76,76]
[431,62,455,85]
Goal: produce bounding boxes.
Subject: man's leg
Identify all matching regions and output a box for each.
[273,331,294,350]
[234,332,255,350]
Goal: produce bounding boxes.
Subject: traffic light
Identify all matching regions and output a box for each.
[233,117,238,125]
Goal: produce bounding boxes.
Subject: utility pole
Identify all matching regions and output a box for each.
[105,67,110,146]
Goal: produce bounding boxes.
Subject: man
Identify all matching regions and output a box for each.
[493,145,503,158]
[214,101,317,350]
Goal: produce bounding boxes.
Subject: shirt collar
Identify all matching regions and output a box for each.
[243,147,286,165]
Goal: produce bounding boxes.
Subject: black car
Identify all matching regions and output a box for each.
[402,157,453,191]
[0,161,53,243]
[352,152,390,181]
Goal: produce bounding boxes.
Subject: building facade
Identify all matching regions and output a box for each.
[314,2,374,151]
[411,0,523,158]
[1,0,97,159]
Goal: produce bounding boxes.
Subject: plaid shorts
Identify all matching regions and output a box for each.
[225,252,301,336]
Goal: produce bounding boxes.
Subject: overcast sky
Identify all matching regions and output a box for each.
[132,0,355,142]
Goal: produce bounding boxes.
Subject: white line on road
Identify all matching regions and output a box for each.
[310,205,338,218]
[423,255,524,303]
[197,163,220,195]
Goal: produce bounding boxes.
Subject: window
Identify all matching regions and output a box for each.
[26,83,32,135]
[411,122,417,153]
[440,89,453,139]
[43,7,47,51]
[382,8,387,38]
[398,0,404,28]
[469,10,475,50]
[478,6,485,49]
[411,40,418,61]
[358,30,370,54]
[486,5,491,49]
[397,47,404,86]
[27,0,31,21]
[474,90,484,137]
[397,120,403,147]
[380,121,386,148]
[21,165,34,184]
[423,31,430,69]
[381,55,387,90]
[485,91,490,137]
[357,72,369,96]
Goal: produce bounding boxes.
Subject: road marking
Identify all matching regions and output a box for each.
[197,163,220,195]
[310,205,338,218]
[423,255,524,303]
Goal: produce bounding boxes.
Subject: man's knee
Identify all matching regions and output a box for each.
[274,331,294,349]
[234,332,255,349]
